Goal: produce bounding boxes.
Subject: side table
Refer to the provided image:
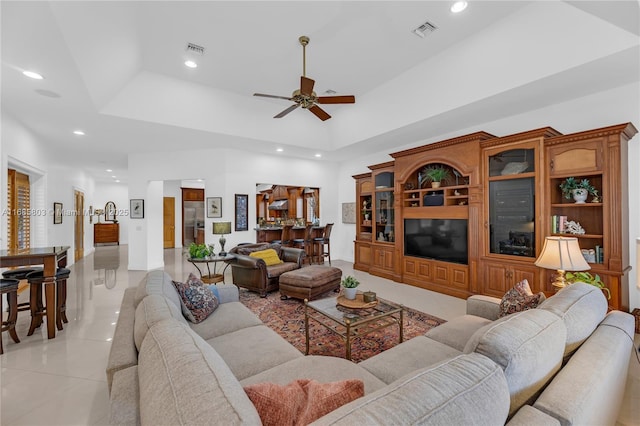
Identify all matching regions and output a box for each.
[187,255,234,284]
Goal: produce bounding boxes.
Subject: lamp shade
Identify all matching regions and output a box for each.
[212,222,231,235]
[535,236,590,271]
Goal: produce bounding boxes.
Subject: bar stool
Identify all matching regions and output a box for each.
[25,268,71,334]
[271,224,293,247]
[313,223,334,266]
[1,278,20,354]
[292,224,315,264]
[3,267,43,324]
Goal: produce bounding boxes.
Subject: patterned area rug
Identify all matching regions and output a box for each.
[239,289,446,363]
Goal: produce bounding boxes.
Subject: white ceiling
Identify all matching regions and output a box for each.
[2,1,638,184]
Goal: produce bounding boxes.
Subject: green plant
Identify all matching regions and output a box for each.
[188,243,210,259]
[565,271,610,299]
[341,275,360,288]
[420,165,451,186]
[559,177,598,200]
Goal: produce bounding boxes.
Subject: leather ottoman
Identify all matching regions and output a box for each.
[279,265,342,301]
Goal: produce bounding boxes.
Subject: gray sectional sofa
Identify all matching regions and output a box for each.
[107,271,635,425]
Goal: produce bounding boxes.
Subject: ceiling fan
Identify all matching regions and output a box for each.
[253,36,355,121]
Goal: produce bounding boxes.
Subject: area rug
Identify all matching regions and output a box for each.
[239,289,446,363]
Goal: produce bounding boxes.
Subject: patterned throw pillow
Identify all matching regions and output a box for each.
[237,244,270,256]
[172,273,219,323]
[244,379,364,426]
[249,249,283,266]
[498,279,545,318]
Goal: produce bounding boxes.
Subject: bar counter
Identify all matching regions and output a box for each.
[255,226,325,243]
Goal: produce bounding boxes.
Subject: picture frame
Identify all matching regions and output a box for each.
[207,197,222,218]
[130,199,144,219]
[53,202,63,224]
[234,194,248,231]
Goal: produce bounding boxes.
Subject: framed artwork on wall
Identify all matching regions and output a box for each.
[235,194,248,231]
[342,202,356,224]
[207,197,222,218]
[53,202,63,224]
[130,199,144,219]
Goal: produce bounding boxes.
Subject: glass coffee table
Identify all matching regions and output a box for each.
[304,296,404,361]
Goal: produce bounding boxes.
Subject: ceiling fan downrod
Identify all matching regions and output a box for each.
[299,35,309,77]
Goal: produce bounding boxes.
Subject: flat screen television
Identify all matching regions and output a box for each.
[404,218,468,265]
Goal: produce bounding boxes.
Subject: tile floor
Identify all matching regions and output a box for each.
[1,245,638,425]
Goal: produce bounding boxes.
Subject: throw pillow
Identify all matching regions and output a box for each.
[499,279,545,318]
[244,379,364,426]
[249,249,283,266]
[172,273,219,323]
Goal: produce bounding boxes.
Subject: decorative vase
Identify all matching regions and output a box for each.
[572,188,588,204]
[431,181,441,188]
[343,287,357,300]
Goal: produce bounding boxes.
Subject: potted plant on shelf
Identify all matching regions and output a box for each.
[565,271,610,299]
[559,177,598,204]
[420,165,451,188]
[341,275,360,300]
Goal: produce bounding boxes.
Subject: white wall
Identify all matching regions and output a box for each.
[1,113,97,264]
[93,182,129,245]
[128,148,339,270]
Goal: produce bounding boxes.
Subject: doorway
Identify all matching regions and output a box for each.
[74,190,84,261]
[163,197,175,248]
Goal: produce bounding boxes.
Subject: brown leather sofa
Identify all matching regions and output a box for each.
[229,243,304,297]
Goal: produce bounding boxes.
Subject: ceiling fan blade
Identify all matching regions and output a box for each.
[308,105,331,121]
[274,104,300,118]
[317,95,356,104]
[300,76,315,96]
[254,93,292,101]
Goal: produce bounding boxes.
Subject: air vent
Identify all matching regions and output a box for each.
[186,43,205,55]
[412,21,437,38]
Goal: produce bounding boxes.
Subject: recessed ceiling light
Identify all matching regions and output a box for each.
[276,148,283,152]
[314,153,322,158]
[73,130,85,136]
[22,70,44,80]
[115,180,121,183]
[451,1,468,13]
[106,169,113,172]
[111,175,116,178]
[184,60,198,68]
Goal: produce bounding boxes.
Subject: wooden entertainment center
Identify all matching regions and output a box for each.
[354,123,637,311]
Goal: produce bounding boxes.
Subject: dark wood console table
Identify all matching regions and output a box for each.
[0,246,70,339]
[94,223,119,245]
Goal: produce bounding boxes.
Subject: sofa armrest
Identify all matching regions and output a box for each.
[466,295,502,320]
[281,247,304,266]
[106,287,139,394]
[109,366,140,426]
[231,254,267,271]
[507,405,560,425]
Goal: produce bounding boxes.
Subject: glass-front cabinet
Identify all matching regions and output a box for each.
[487,148,536,257]
[374,171,394,243]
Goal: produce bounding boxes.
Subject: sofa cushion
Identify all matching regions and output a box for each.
[189,301,263,341]
[310,353,510,426]
[244,379,364,426]
[106,287,139,394]
[425,314,492,352]
[109,366,140,425]
[134,294,187,351]
[250,249,283,266]
[241,356,386,395]
[538,282,608,357]
[207,325,303,380]
[172,275,219,323]
[134,270,182,310]
[266,262,299,278]
[499,279,545,318]
[138,319,262,425]
[464,309,566,417]
[359,335,461,384]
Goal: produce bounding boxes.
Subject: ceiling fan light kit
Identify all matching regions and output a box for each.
[253,35,355,121]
